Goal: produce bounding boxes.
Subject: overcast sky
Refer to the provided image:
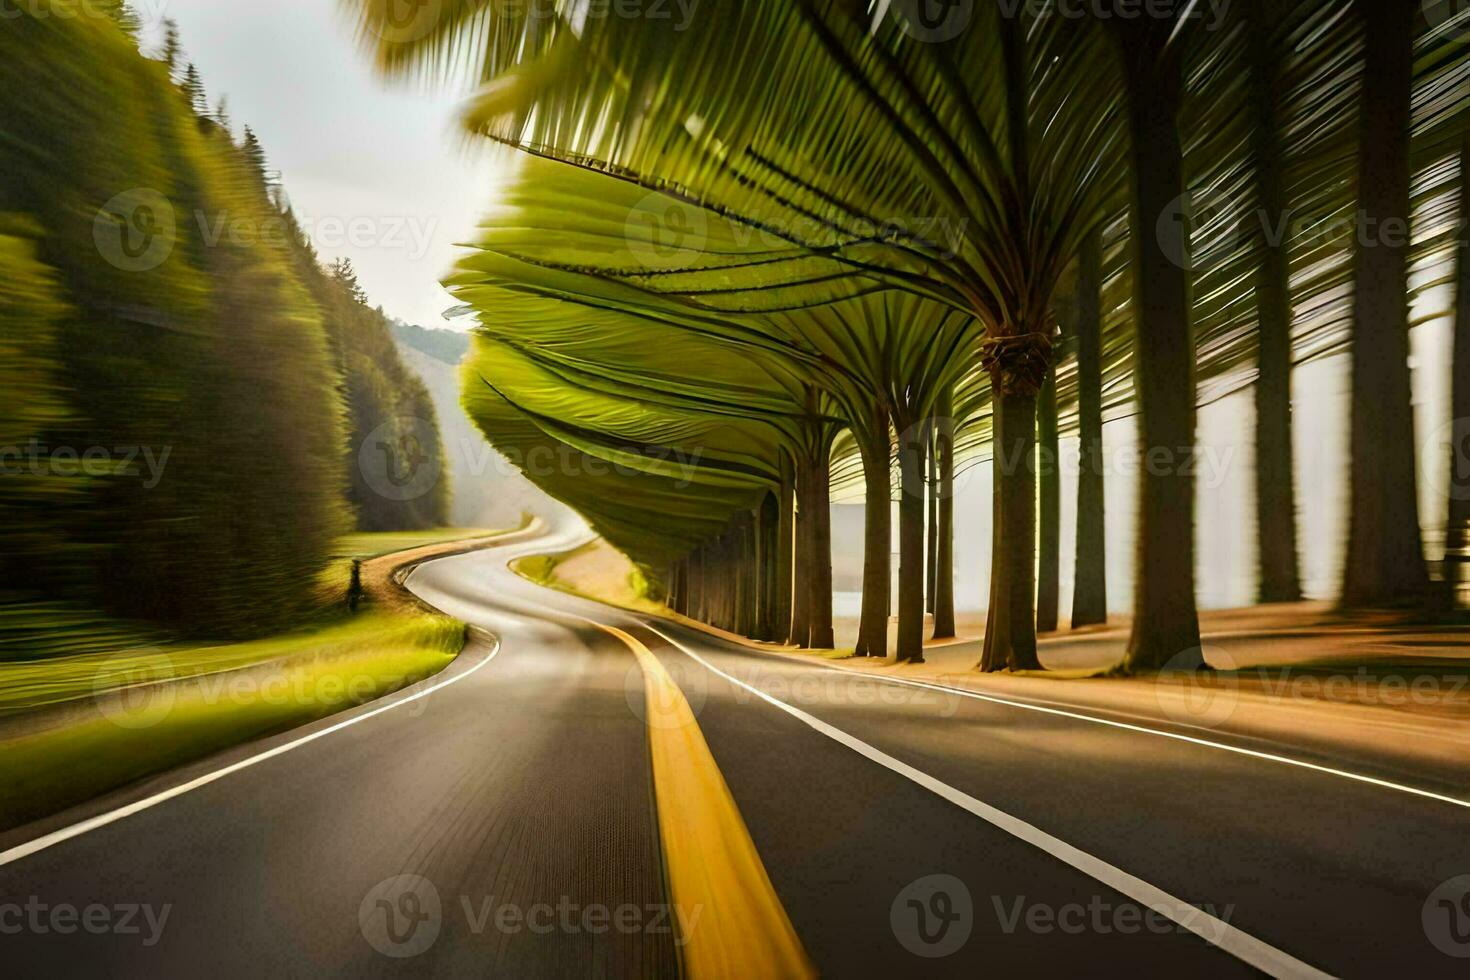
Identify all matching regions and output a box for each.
[140,0,508,328]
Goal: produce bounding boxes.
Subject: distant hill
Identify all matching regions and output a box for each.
[390,321,471,366]
[392,335,557,529]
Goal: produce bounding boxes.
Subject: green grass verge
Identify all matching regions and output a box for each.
[0,610,464,830]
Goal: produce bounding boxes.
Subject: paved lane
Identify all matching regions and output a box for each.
[5,521,1467,976]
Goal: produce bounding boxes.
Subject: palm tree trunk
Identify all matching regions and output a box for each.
[690,547,705,622]
[1036,365,1060,633]
[1447,137,1470,605]
[792,472,812,647]
[926,419,938,614]
[1116,28,1203,671]
[980,385,1042,671]
[897,419,927,662]
[855,406,892,657]
[756,491,778,640]
[806,442,836,648]
[933,390,956,639]
[776,451,795,643]
[1341,0,1428,607]
[1072,228,1108,627]
[1248,0,1303,604]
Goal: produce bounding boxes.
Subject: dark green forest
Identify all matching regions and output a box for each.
[0,6,448,647]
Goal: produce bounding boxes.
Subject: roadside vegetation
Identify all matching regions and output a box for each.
[0,5,449,651]
[0,526,501,831]
[0,9,479,830]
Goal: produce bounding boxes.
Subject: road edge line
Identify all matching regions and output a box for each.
[0,632,503,869]
[643,622,1332,980]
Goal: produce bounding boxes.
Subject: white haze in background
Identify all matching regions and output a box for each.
[144,0,507,328]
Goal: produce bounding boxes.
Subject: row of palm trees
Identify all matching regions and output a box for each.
[352,0,1469,670]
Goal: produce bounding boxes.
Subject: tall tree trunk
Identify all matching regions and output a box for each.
[1445,137,1470,605]
[776,452,796,643]
[756,491,778,640]
[926,420,939,614]
[1072,228,1108,627]
[897,420,928,662]
[980,386,1043,671]
[690,547,705,623]
[668,558,686,615]
[806,442,836,648]
[791,470,812,647]
[933,389,956,639]
[1341,0,1428,607]
[1116,26,1203,671]
[981,12,1045,672]
[1248,0,1303,604]
[1036,365,1060,632]
[855,406,892,658]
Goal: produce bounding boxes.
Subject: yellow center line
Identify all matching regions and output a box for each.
[595,623,815,980]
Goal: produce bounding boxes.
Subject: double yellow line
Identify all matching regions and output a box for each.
[597,624,815,980]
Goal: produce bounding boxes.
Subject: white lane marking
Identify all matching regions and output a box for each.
[646,620,1470,811]
[640,622,1331,980]
[0,635,502,869]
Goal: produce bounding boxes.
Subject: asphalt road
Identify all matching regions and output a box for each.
[4,516,1469,977]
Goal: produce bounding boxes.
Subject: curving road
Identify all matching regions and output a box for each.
[3,513,1470,977]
